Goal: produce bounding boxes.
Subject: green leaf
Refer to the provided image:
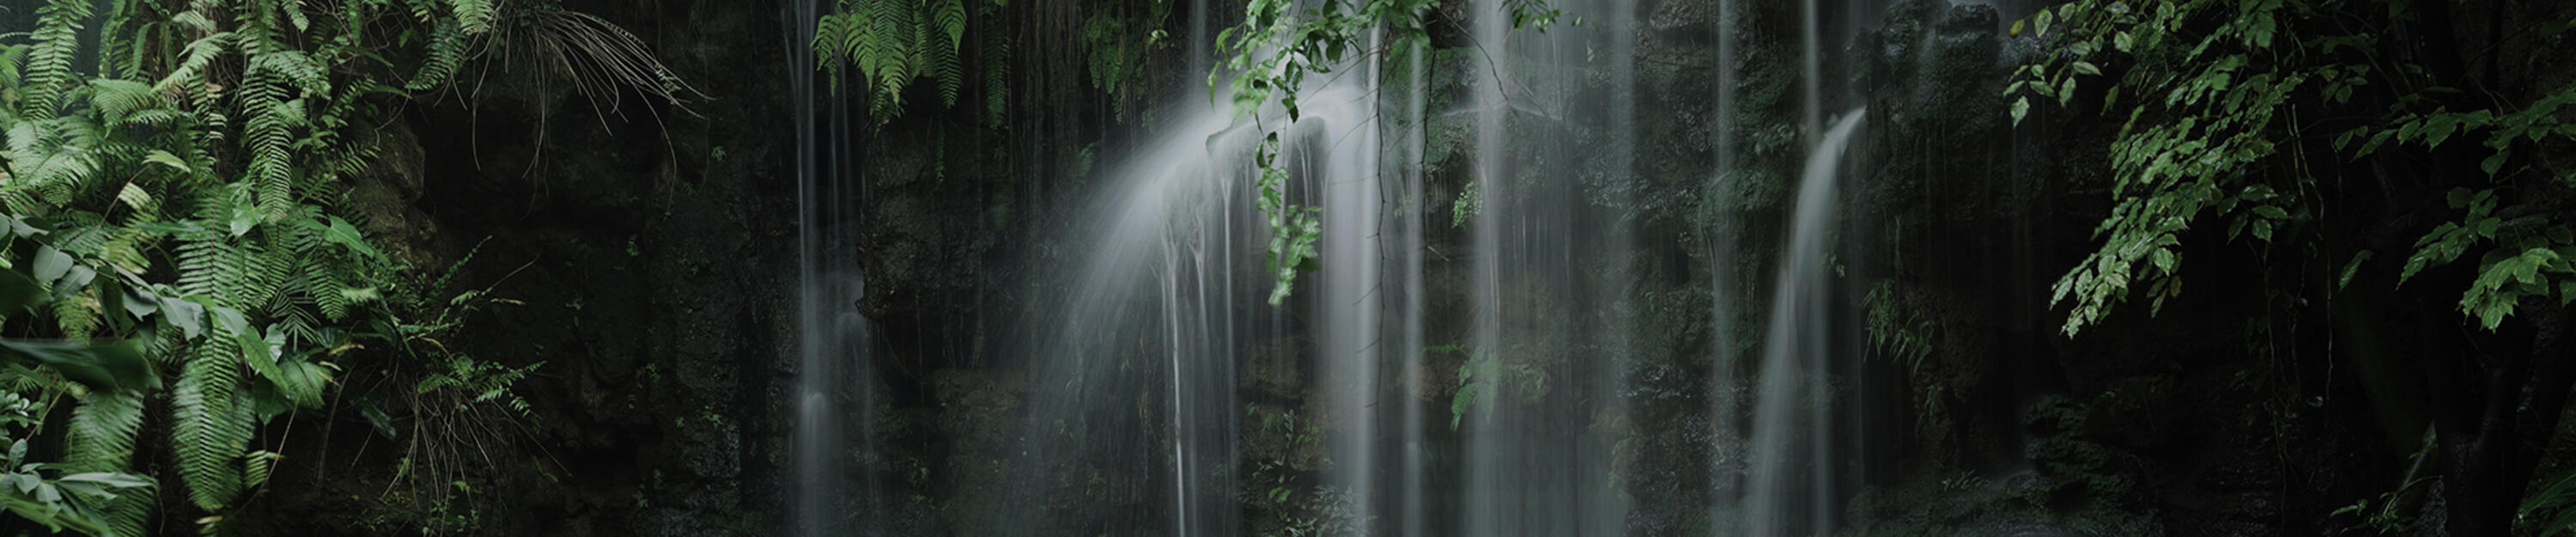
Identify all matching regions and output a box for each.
[2012,97,2031,125]
[318,217,386,260]
[2072,61,2102,76]
[0,338,156,392]
[159,297,204,339]
[2339,250,2373,290]
[142,150,189,173]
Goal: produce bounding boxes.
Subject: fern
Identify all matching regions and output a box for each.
[21,0,96,114]
[409,21,471,91]
[171,335,250,511]
[817,0,990,122]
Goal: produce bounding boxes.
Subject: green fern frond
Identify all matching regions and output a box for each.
[841,3,882,87]
[927,23,962,107]
[155,32,234,95]
[171,337,249,511]
[933,0,966,50]
[816,12,848,70]
[451,0,496,34]
[21,0,97,113]
[250,50,332,96]
[88,81,164,126]
[407,21,471,91]
[870,0,915,107]
[54,288,98,342]
[64,390,146,470]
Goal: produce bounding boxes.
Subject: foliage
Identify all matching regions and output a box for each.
[814,0,1005,124]
[1439,343,1545,430]
[2012,0,2576,534]
[1214,0,1562,304]
[1862,282,1939,375]
[352,241,545,535]
[2523,467,2576,537]
[2332,462,2430,535]
[2009,0,2576,336]
[0,0,577,534]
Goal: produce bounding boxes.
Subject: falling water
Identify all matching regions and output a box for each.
[1320,29,1387,537]
[1462,0,1638,534]
[1004,32,1383,534]
[787,0,876,534]
[1392,27,1430,537]
[1745,109,1867,537]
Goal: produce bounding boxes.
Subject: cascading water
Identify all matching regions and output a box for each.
[1461,0,1638,534]
[1000,34,1384,536]
[787,0,876,534]
[800,0,1894,534]
[1744,109,1867,537]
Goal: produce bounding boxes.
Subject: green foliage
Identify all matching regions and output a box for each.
[0,0,556,533]
[1863,282,1939,375]
[1214,0,1561,304]
[2523,467,2576,536]
[2010,0,2576,335]
[816,0,993,122]
[1450,180,1480,229]
[1442,344,1545,430]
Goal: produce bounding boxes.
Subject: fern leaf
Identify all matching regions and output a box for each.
[451,0,496,34]
[933,0,966,50]
[88,80,164,126]
[55,288,98,342]
[929,24,963,107]
[408,21,470,91]
[842,2,881,86]
[155,32,235,95]
[64,391,146,470]
[172,337,248,511]
[22,0,97,113]
[872,0,915,106]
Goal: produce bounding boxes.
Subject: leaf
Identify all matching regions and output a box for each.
[32,247,72,284]
[142,150,189,173]
[0,338,156,392]
[2012,97,2031,125]
[56,473,152,490]
[0,265,44,315]
[2251,205,2288,219]
[2072,61,2103,76]
[317,217,385,260]
[159,297,204,339]
[2339,250,2374,290]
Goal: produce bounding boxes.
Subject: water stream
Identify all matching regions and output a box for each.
[793,1,1883,534]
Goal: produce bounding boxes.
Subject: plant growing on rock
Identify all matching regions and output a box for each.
[2009,0,2576,534]
[0,0,588,534]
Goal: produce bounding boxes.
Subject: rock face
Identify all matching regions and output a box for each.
[231,0,2425,535]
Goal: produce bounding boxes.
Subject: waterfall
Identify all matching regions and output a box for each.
[1003,25,1382,534]
[787,0,875,534]
[1392,27,1430,537]
[1462,0,1637,534]
[790,0,1891,534]
[1745,108,1867,537]
[1320,28,1387,537]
